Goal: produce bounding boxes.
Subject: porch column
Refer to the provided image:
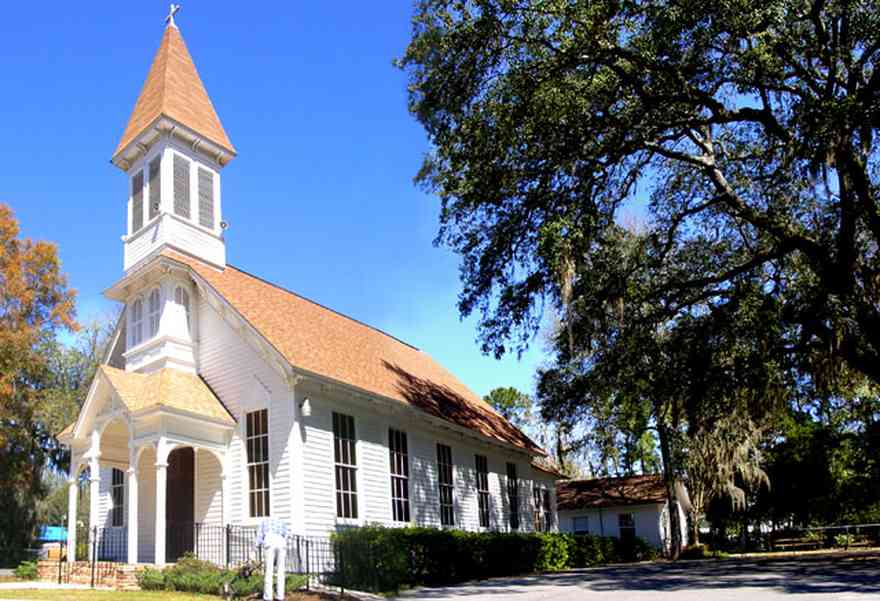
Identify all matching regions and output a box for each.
[220,464,230,565]
[154,460,168,565]
[66,477,78,564]
[127,465,138,564]
[88,458,101,535]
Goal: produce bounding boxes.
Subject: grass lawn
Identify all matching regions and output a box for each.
[0,590,341,601]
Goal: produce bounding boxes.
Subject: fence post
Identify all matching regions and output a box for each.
[305,539,310,591]
[225,525,231,568]
[90,527,97,589]
[58,541,64,584]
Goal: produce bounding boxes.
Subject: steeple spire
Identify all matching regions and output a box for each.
[112,12,235,169]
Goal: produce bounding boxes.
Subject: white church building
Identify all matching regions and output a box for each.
[57,16,558,566]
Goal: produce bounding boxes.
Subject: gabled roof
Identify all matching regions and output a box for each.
[59,365,235,437]
[557,475,667,510]
[161,250,545,455]
[113,23,234,160]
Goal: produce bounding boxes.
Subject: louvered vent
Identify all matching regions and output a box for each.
[148,156,161,220]
[173,155,191,218]
[132,171,144,232]
[198,167,214,229]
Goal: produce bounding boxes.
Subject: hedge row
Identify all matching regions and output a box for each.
[137,554,306,597]
[331,526,658,593]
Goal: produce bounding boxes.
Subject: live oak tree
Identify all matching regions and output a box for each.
[399,0,880,382]
[401,0,880,555]
[0,203,76,561]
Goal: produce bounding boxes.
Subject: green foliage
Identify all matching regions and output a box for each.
[332,525,655,593]
[834,533,855,548]
[133,554,301,597]
[136,568,166,591]
[14,561,38,580]
[483,387,532,429]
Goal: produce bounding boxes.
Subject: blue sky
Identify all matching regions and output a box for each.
[1,2,549,398]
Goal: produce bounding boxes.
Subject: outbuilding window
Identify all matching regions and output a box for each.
[573,516,589,535]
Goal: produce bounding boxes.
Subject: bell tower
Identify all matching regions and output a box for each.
[112,11,236,273]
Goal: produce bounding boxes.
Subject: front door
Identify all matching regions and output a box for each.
[166,447,194,562]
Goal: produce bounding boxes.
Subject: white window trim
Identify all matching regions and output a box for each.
[243,407,271,521]
[388,428,411,524]
[147,287,161,340]
[129,296,145,348]
[436,441,456,529]
[167,147,220,236]
[331,411,362,527]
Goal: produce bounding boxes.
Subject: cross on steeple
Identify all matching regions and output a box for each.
[166,4,181,27]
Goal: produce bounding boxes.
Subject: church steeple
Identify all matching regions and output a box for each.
[115,13,234,272]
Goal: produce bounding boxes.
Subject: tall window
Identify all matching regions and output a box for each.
[131,171,144,233]
[389,429,410,522]
[174,286,191,335]
[333,412,358,519]
[110,468,124,527]
[130,298,144,347]
[148,288,161,338]
[173,154,191,219]
[246,409,270,517]
[437,444,454,526]
[148,155,161,220]
[534,486,552,532]
[506,462,519,530]
[198,167,214,229]
[475,454,490,528]
[618,513,635,542]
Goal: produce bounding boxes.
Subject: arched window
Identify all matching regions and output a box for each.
[148,288,161,338]
[130,298,144,347]
[174,286,191,335]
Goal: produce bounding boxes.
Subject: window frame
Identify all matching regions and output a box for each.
[436,443,455,527]
[245,409,270,518]
[110,468,125,528]
[388,428,410,523]
[618,512,636,541]
[475,454,490,529]
[572,516,589,535]
[148,155,162,221]
[333,412,358,520]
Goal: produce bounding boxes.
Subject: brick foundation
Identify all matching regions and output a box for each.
[37,560,145,591]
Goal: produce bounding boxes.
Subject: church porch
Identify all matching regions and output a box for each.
[58,366,235,566]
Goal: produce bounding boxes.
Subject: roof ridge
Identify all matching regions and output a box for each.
[225,263,422,352]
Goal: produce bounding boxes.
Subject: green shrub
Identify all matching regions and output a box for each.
[332,525,650,593]
[136,567,165,590]
[14,561,38,581]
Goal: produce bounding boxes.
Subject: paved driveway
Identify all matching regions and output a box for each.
[397,553,879,600]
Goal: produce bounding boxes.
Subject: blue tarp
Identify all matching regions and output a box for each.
[38,526,67,542]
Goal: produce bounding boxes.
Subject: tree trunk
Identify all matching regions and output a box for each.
[657,420,683,558]
[689,512,701,546]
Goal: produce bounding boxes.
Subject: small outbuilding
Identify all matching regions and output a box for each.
[556,474,689,551]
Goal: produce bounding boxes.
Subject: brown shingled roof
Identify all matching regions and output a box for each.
[113,23,234,159]
[557,475,667,510]
[161,250,544,455]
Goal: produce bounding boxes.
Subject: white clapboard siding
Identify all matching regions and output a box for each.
[197,296,292,525]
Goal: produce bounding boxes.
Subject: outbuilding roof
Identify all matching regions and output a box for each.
[556,474,667,510]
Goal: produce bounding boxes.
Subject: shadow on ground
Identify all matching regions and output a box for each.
[404,552,880,598]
